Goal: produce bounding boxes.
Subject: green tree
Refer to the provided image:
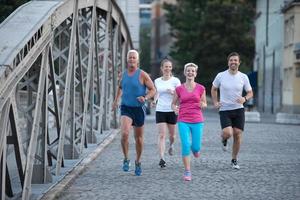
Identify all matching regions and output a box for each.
[139,26,151,74]
[0,0,30,23]
[164,0,255,89]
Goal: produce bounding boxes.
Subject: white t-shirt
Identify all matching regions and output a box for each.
[154,76,181,112]
[212,70,252,111]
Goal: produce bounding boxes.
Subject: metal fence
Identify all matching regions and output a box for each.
[0,0,132,199]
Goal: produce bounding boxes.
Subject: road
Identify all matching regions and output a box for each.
[55,108,300,200]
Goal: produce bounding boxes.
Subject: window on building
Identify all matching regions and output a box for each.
[284,16,294,46]
[296,52,300,60]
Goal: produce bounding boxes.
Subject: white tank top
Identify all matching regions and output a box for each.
[154,76,181,112]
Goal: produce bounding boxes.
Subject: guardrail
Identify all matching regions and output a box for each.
[0,0,132,199]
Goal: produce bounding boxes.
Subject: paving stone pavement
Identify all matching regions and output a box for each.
[53,109,300,200]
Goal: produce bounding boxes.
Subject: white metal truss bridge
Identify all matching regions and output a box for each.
[0,0,132,199]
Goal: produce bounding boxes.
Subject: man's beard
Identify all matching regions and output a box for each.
[230,64,238,69]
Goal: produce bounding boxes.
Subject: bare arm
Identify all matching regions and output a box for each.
[151,91,158,107]
[171,92,179,114]
[211,85,220,109]
[200,90,207,109]
[137,70,156,103]
[245,90,253,101]
[112,84,122,111]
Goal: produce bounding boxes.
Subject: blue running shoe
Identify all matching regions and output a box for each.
[135,161,142,176]
[122,159,130,172]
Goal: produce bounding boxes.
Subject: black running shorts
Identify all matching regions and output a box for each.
[219,108,245,131]
[120,105,146,127]
[155,111,177,124]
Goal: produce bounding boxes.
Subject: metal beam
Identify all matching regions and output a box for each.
[56,0,78,175]
[80,0,98,153]
[22,46,48,200]
[0,0,133,198]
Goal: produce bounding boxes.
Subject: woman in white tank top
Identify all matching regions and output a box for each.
[152,59,181,168]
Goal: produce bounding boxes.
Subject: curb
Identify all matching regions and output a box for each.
[276,113,300,125]
[246,111,300,125]
[245,111,260,122]
[38,129,119,200]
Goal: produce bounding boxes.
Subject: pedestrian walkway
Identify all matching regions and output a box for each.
[42,108,300,200]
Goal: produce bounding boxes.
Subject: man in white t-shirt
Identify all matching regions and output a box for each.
[211,52,253,170]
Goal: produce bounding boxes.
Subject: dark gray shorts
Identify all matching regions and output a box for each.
[121,105,145,127]
[219,108,245,131]
[155,111,177,124]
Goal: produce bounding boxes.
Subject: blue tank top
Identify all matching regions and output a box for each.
[121,69,146,107]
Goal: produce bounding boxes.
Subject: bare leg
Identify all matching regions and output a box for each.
[222,126,233,140]
[120,116,132,159]
[232,128,242,160]
[183,156,190,171]
[134,126,144,163]
[167,124,176,146]
[157,123,167,159]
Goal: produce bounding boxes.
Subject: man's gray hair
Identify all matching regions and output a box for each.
[127,49,139,60]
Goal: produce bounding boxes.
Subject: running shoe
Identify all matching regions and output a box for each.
[183,170,192,181]
[231,159,240,170]
[159,159,166,168]
[222,138,228,151]
[193,151,200,158]
[168,146,174,156]
[135,161,142,176]
[122,159,130,172]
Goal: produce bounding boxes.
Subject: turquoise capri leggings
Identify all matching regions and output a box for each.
[177,122,204,157]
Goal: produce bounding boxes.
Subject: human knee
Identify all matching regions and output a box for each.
[191,145,201,153]
[222,128,232,138]
[159,132,166,140]
[233,130,242,140]
[233,127,243,134]
[169,132,175,139]
[181,142,190,156]
[121,131,129,141]
[135,134,143,143]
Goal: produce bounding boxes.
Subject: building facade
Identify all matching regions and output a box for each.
[282,1,300,113]
[116,0,140,49]
[255,0,300,114]
[140,3,152,28]
[255,0,285,113]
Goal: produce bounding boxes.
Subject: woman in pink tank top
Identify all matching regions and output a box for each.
[171,63,207,181]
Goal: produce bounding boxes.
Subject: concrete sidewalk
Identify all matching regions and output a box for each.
[31,129,120,200]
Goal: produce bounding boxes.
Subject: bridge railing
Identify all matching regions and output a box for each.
[0,0,132,199]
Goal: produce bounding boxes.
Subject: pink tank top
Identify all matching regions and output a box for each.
[175,83,205,123]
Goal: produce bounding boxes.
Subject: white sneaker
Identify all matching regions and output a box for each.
[231,159,240,170]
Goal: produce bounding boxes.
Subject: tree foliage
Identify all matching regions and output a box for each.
[163,0,256,89]
[0,0,30,23]
[140,27,151,73]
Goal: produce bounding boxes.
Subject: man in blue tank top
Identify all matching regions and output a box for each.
[112,50,156,176]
